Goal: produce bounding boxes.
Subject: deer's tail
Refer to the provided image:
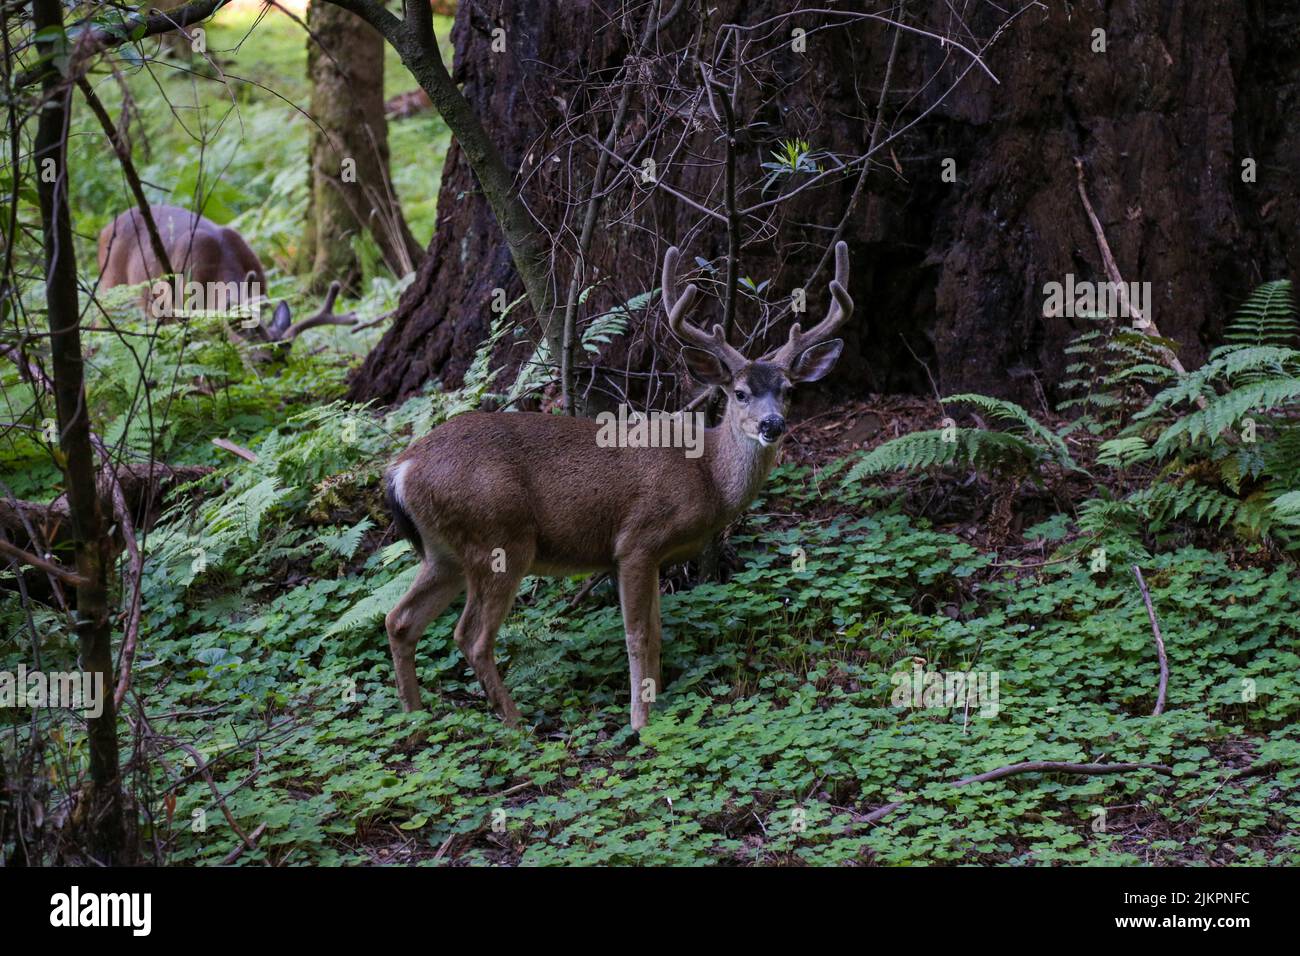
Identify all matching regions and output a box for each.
[385,461,425,561]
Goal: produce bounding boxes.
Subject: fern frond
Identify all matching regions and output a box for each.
[1223,279,1298,349]
[317,517,375,559]
[1152,377,1300,454]
[1097,436,1152,469]
[846,428,1039,480]
[581,289,650,354]
[944,393,1078,469]
[1269,489,1300,526]
[326,566,419,635]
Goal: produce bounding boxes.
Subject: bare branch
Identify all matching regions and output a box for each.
[15,0,236,89]
[1132,566,1170,717]
[211,438,259,463]
[863,760,1175,825]
[0,536,89,586]
[561,1,669,413]
[76,75,174,278]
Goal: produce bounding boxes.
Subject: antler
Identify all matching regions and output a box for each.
[662,246,748,374]
[266,281,360,343]
[765,240,854,367]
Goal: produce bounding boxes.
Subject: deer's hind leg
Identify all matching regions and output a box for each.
[455,543,532,727]
[386,557,465,711]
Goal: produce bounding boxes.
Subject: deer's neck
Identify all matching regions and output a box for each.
[705,417,781,519]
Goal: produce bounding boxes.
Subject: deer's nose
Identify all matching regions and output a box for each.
[759,415,786,441]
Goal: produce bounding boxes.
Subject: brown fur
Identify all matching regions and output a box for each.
[384,244,854,731]
[97,204,266,292]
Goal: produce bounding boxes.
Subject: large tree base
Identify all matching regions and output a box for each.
[348,1,1300,409]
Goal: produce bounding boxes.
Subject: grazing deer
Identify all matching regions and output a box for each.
[97,204,357,345]
[384,242,854,730]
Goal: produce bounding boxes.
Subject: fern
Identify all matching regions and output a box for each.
[1075,494,1151,562]
[944,394,1079,470]
[1271,490,1300,524]
[1080,479,1276,548]
[1057,311,1177,433]
[502,625,568,691]
[375,539,413,567]
[581,288,647,354]
[207,476,288,550]
[317,517,375,560]
[326,566,418,635]
[846,394,1082,486]
[1118,291,1300,547]
[1096,435,1152,469]
[1224,279,1299,349]
[847,427,1041,480]
[1152,377,1300,454]
[448,292,529,416]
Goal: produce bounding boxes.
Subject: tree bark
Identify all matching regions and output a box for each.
[32,0,126,863]
[302,0,423,293]
[347,0,1300,408]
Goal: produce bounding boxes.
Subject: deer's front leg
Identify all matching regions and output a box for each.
[617,558,662,731]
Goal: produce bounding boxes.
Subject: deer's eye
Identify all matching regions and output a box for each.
[734,389,749,403]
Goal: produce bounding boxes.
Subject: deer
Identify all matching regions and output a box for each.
[97,203,358,347]
[383,241,854,730]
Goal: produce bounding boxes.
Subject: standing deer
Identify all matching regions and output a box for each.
[97,203,357,345]
[384,242,854,730]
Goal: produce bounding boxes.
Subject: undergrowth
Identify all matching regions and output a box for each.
[7,380,1298,864]
[2,10,1297,868]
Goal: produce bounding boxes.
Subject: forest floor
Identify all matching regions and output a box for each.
[11,360,1296,864]
[2,7,1297,866]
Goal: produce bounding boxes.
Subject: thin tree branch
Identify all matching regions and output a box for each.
[1132,565,1170,717]
[1073,157,1203,409]
[588,136,728,223]
[15,0,236,89]
[862,760,1174,825]
[76,75,174,278]
[701,65,741,345]
[0,536,89,586]
[560,1,666,414]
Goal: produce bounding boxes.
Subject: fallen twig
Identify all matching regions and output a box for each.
[1073,157,1205,410]
[1132,565,1170,716]
[175,742,257,848]
[564,572,609,612]
[863,759,1174,825]
[0,536,88,586]
[77,76,174,280]
[1190,760,1284,819]
[211,437,259,463]
[220,822,267,865]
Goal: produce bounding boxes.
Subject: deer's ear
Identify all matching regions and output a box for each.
[789,338,844,383]
[269,300,292,336]
[681,346,733,385]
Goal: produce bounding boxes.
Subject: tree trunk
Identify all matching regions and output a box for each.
[33,0,127,864]
[348,0,1300,409]
[302,0,423,293]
